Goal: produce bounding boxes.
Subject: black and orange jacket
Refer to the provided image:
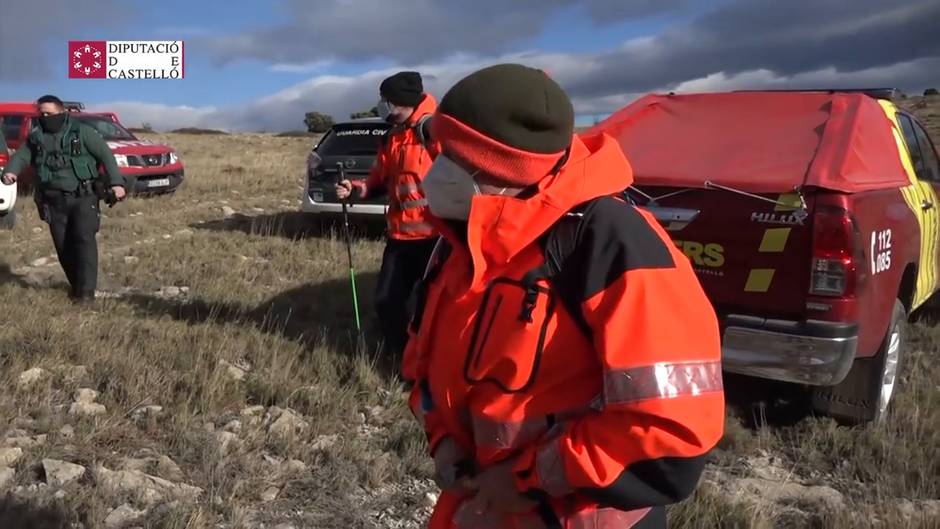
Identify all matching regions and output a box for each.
[364,94,439,240]
[403,132,725,527]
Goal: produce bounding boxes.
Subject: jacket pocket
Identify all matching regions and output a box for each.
[397,141,429,176]
[70,158,96,181]
[464,278,556,393]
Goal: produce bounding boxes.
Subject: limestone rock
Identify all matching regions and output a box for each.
[104,503,146,529]
[74,388,99,404]
[96,466,203,507]
[156,456,185,482]
[70,401,107,417]
[267,408,309,440]
[222,419,242,434]
[215,431,240,456]
[735,478,845,512]
[42,459,86,486]
[0,467,14,488]
[17,368,50,389]
[5,434,47,449]
[260,486,279,502]
[0,447,23,467]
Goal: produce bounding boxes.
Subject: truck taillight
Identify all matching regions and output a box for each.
[811,206,862,297]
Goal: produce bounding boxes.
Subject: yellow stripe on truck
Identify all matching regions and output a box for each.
[879,100,939,309]
[745,269,775,293]
[774,193,802,212]
[759,228,791,253]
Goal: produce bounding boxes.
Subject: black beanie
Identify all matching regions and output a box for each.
[431,64,574,186]
[380,71,424,107]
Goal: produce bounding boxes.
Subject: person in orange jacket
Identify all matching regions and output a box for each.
[403,64,725,528]
[336,71,440,356]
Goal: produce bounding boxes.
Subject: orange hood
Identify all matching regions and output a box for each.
[406,93,438,125]
[436,132,634,284]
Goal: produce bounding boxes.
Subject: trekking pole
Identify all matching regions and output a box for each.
[336,162,362,332]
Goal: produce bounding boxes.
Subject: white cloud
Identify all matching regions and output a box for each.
[269,61,335,73]
[671,57,940,94]
[85,102,219,131]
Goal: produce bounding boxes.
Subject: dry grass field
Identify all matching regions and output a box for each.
[0,96,938,529]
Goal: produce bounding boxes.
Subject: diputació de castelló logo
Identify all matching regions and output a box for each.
[69,41,184,80]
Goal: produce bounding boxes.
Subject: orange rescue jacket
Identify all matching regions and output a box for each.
[365,94,439,240]
[403,132,725,528]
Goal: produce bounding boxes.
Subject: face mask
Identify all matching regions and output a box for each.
[39,113,67,133]
[377,100,392,122]
[422,155,480,220]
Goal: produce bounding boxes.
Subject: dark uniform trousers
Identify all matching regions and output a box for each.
[39,187,100,298]
[374,237,438,355]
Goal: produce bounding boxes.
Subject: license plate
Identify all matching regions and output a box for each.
[313,192,324,202]
[147,178,170,188]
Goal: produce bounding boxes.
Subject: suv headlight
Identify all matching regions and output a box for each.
[114,154,129,167]
[169,152,179,164]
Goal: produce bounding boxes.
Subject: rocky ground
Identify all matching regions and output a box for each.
[0,94,938,528]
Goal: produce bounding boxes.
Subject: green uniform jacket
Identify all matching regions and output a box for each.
[5,116,125,192]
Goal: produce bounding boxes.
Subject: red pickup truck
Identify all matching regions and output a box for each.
[590,89,940,424]
[1,101,184,195]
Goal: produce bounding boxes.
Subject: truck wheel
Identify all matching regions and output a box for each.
[811,299,905,425]
[0,209,16,230]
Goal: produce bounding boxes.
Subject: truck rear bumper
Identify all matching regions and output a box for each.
[301,200,387,216]
[721,315,857,386]
[301,183,387,216]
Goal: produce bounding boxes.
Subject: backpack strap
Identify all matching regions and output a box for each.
[413,114,433,150]
[519,198,606,340]
[407,236,452,334]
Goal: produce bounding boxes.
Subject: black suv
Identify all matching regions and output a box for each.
[302,118,391,219]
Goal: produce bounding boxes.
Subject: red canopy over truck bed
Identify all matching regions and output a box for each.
[591,91,910,193]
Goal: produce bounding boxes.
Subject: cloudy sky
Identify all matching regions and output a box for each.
[1,0,938,131]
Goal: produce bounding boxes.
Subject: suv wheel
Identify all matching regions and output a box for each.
[811,299,906,425]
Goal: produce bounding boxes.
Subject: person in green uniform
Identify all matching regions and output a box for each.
[1,95,127,304]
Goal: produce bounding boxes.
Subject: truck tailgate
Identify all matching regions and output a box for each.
[636,186,816,320]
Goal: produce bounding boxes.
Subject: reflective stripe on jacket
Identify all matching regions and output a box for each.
[366,94,439,240]
[403,132,724,528]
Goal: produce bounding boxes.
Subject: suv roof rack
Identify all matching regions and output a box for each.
[733,88,904,101]
[63,101,85,112]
